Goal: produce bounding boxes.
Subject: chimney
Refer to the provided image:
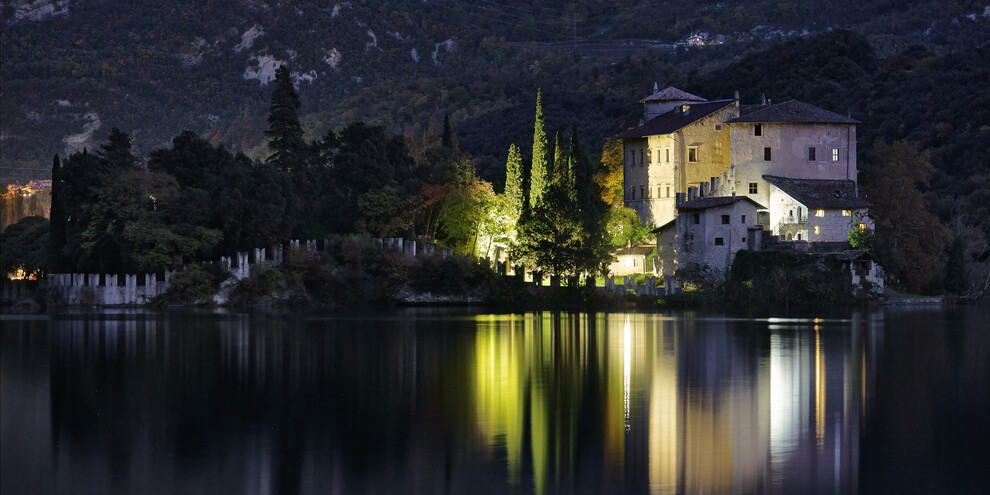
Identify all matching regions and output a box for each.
[733,89,740,101]
[688,186,698,201]
[711,176,719,195]
[653,82,659,94]
[676,192,685,205]
[700,181,710,197]
[761,93,767,105]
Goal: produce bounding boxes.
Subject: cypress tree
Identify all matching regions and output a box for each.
[441,113,455,149]
[529,89,549,208]
[49,154,65,273]
[265,65,306,172]
[552,131,568,189]
[505,143,524,222]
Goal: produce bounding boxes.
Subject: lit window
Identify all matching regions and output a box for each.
[764,147,772,161]
[859,223,866,231]
[808,147,816,161]
[815,209,825,217]
[842,210,851,217]
[814,225,821,235]
[714,237,724,246]
[688,147,698,162]
[754,124,762,136]
[648,149,652,164]
[721,215,730,224]
[749,182,758,194]
[832,148,839,161]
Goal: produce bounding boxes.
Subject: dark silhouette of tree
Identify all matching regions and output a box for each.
[49,154,66,273]
[265,65,307,172]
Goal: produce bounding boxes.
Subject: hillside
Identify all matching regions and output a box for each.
[3,0,990,183]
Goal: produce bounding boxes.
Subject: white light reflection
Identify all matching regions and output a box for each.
[623,316,632,432]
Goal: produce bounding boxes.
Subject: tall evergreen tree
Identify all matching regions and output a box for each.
[504,143,524,222]
[265,65,306,172]
[552,131,567,188]
[529,89,549,209]
[441,113,455,149]
[49,154,65,273]
[98,128,138,169]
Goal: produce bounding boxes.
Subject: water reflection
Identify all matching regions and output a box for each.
[2,307,988,494]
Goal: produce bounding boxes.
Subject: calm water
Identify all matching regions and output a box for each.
[1,307,988,494]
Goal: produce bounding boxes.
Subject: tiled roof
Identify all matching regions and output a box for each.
[763,175,872,209]
[615,245,656,256]
[676,195,766,211]
[640,86,707,103]
[620,99,735,139]
[728,99,858,124]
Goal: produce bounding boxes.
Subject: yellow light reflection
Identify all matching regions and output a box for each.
[815,326,826,450]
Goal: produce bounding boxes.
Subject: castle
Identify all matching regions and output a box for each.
[620,85,874,278]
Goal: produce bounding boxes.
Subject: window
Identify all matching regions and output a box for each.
[665,148,670,162]
[815,209,825,217]
[658,187,662,198]
[714,237,724,246]
[742,237,747,243]
[688,147,698,162]
[648,149,652,164]
[715,124,722,131]
[797,233,802,240]
[630,150,635,164]
[640,186,645,199]
[630,187,635,199]
[741,215,747,224]
[764,147,772,161]
[721,215,730,224]
[639,150,644,165]
[809,147,816,161]
[666,186,670,198]
[814,225,821,235]
[748,182,758,194]
[842,210,851,217]
[859,223,866,231]
[693,213,700,225]
[832,148,839,162]
[754,124,762,136]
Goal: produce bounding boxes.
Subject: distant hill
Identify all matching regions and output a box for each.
[2,0,990,183]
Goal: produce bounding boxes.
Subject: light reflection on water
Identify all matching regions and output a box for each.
[1,308,988,494]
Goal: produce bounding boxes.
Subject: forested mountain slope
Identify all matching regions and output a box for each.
[2,0,990,182]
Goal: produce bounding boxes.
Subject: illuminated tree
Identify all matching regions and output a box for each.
[529,89,550,209]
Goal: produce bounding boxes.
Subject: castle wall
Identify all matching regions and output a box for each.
[730,123,856,208]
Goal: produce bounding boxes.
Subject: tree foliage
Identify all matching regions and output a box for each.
[860,140,949,293]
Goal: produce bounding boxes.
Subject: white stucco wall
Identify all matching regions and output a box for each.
[676,200,759,274]
[730,123,856,208]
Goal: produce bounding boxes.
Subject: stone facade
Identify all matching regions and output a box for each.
[673,196,764,276]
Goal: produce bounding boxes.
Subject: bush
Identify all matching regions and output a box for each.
[158,264,228,305]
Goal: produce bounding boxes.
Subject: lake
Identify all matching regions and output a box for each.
[1,307,988,494]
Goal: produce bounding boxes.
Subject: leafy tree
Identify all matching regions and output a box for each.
[860,139,949,293]
[595,136,624,208]
[1,216,49,279]
[529,89,550,209]
[944,236,965,295]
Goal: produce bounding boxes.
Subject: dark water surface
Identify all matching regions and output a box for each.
[2,307,988,494]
